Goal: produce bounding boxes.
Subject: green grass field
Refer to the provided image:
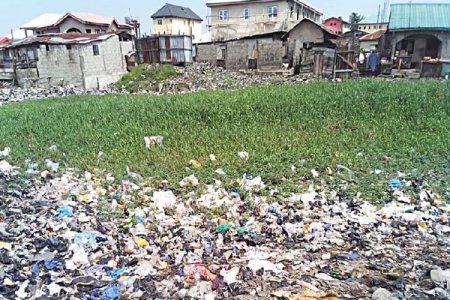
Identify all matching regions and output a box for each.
[0,80,449,201]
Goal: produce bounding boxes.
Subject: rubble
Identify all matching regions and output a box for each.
[0,63,316,105]
[0,156,449,299]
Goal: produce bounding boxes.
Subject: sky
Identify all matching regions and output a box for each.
[1,0,450,37]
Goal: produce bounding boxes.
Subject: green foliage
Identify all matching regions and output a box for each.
[117,64,176,92]
[0,80,449,201]
[349,12,365,30]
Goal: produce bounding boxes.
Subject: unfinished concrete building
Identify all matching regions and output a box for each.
[206,0,322,42]
[0,33,133,89]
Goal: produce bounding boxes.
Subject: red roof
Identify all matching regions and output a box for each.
[0,37,11,45]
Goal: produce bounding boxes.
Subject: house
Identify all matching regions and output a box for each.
[195,18,338,76]
[151,3,203,42]
[206,0,322,41]
[359,30,386,51]
[357,22,388,34]
[1,32,134,89]
[323,17,350,34]
[20,13,134,37]
[386,3,450,76]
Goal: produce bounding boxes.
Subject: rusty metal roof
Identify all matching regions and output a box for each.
[360,30,386,41]
[8,33,116,48]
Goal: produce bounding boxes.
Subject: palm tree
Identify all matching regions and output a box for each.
[349,12,365,31]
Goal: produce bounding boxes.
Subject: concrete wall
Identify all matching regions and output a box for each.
[196,37,284,70]
[152,17,202,40]
[289,20,324,46]
[17,35,129,89]
[360,40,379,52]
[208,0,320,41]
[196,43,218,65]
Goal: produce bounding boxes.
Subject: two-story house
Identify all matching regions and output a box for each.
[151,3,203,42]
[20,13,134,37]
[323,17,350,34]
[206,0,322,41]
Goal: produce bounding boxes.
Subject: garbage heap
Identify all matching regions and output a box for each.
[0,160,449,300]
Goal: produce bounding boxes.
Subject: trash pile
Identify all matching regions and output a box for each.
[0,85,116,105]
[0,155,449,299]
[0,63,316,105]
[144,63,313,95]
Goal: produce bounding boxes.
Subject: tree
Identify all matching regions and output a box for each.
[349,13,365,31]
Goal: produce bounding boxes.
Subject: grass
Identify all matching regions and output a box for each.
[0,79,449,202]
[117,64,176,92]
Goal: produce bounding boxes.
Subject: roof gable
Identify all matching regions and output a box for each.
[151,3,203,21]
[390,3,450,30]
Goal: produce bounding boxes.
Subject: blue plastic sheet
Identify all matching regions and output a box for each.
[388,178,403,188]
[56,205,73,220]
[107,267,127,279]
[101,284,120,300]
[32,259,60,275]
[74,232,98,247]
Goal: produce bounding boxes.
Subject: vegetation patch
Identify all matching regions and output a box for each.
[117,64,177,92]
[0,79,448,202]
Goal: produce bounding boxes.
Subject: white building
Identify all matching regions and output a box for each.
[151,3,203,43]
[206,0,322,41]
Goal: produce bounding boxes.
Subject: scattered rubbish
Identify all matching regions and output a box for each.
[0,147,10,157]
[209,154,216,161]
[180,174,199,187]
[216,224,232,233]
[144,136,163,148]
[238,151,249,159]
[388,178,403,188]
[0,158,448,299]
[215,168,226,175]
[56,205,74,220]
[189,160,202,169]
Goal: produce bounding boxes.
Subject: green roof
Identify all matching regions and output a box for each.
[389,3,450,30]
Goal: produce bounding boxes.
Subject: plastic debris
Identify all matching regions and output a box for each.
[388,178,403,188]
[56,205,73,219]
[180,174,199,187]
[237,151,249,159]
[216,224,232,233]
[144,135,163,148]
[0,157,448,299]
[0,147,10,157]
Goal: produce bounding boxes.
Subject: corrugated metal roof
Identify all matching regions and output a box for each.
[390,3,450,30]
[8,33,115,48]
[151,4,202,21]
[360,30,386,41]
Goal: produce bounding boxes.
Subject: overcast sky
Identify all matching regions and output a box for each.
[2,0,449,36]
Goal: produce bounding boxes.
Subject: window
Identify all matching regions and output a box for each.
[93,44,99,56]
[157,19,163,25]
[66,45,72,50]
[95,29,100,34]
[86,29,92,33]
[290,6,293,18]
[244,8,249,20]
[219,9,228,21]
[268,6,278,19]
[46,45,50,51]
[297,9,299,20]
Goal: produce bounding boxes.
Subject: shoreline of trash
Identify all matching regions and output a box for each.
[0,153,449,300]
[0,63,316,105]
